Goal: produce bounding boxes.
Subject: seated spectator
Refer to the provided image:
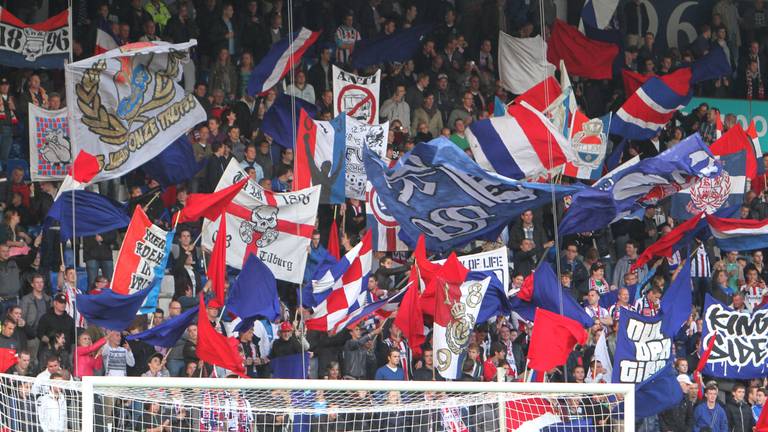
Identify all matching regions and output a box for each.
[272,166,293,192]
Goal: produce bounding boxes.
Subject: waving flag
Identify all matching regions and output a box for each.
[672,125,754,219]
[141,135,206,187]
[333,285,407,334]
[0,8,70,68]
[612,47,730,140]
[747,120,764,173]
[635,361,685,418]
[498,32,555,95]
[558,133,721,236]
[352,24,432,69]
[396,267,425,357]
[126,305,198,347]
[195,296,247,378]
[707,214,768,251]
[207,216,227,308]
[76,287,153,330]
[94,22,119,55]
[562,110,609,180]
[262,93,317,148]
[633,213,706,270]
[547,20,618,80]
[304,231,373,332]
[366,182,408,252]
[364,137,581,251]
[528,308,588,372]
[466,101,572,180]
[512,76,561,112]
[111,207,174,314]
[293,109,345,203]
[0,348,17,373]
[434,254,491,379]
[622,69,650,97]
[247,27,320,96]
[45,190,130,240]
[175,178,248,223]
[226,254,281,321]
[580,0,619,30]
[514,263,594,327]
[54,150,100,200]
[65,41,206,182]
[660,258,692,337]
[201,160,320,282]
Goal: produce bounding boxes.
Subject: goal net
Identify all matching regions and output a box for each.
[0,374,635,431]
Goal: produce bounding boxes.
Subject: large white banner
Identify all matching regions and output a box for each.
[202,160,320,283]
[28,104,71,181]
[333,65,380,125]
[345,116,387,200]
[433,247,510,289]
[65,40,206,182]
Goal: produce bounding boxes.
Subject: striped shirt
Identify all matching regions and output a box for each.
[335,25,360,64]
[634,296,659,317]
[691,245,712,278]
[741,282,766,311]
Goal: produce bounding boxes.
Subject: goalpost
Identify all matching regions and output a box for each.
[0,373,635,431]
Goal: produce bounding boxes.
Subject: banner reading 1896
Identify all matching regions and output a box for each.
[0,8,70,69]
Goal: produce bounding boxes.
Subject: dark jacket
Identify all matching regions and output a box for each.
[82,231,117,262]
[341,333,374,379]
[208,17,238,57]
[269,336,303,359]
[36,310,75,347]
[726,397,754,432]
[659,398,695,432]
[512,249,537,278]
[165,14,199,44]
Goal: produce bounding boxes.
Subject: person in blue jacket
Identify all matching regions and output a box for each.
[694,385,729,432]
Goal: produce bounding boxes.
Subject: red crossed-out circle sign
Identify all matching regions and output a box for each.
[336,84,377,124]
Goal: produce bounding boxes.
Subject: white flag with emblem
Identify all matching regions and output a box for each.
[201,160,320,283]
[64,40,206,182]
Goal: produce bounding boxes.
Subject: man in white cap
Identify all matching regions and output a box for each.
[658,374,696,431]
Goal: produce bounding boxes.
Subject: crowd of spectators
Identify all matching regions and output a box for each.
[2,0,768,430]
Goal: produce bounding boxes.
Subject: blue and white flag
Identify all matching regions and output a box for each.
[332,285,408,333]
[612,309,672,383]
[126,305,198,347]
[364,137,582,252]
[580,0,619,30]
[76,287,153,331]
[247,28,320,96]
[558,133,721,236]
[262,93,317,148]
[366,182,409,251]
[700,294,768,379]
[671,151,746,220]
[707,214,768,251]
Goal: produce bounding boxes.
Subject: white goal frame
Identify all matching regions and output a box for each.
[81,376,635,432]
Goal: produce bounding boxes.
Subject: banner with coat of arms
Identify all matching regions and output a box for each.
[0,8,70,69]
[333,65,380,125]
[28,104,71,181]
[202,160,320,283]
[64,40,206,182]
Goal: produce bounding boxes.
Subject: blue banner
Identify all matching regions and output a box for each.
[701,294,768,379]
[612,309,672,383]
[363,137,582,252]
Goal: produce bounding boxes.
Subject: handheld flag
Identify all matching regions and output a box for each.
[247,28,320,96]
[0,348,16,373]
[633,212,706,270]
[527,308,588,372]
[333,285,408,334]
[55,150,101,200]
[352,25,432,69]
[195,296,247,378]
[327,219,340,260]
[261,93,318,148]
[207,215,228,308]
[226,254,281,321]
[660,258,693,337]
[141,135,206,187]
[514,263,594,327]
[498,32,555,95]
[547,20,618,80]
[707,214,768,251]
[126,305,198,347]
[76,287,153,330]
[562,110,609,180]
[512,76,561,112]
[175,178,248,224]
[45,190,130,240]
[635,361,685,418]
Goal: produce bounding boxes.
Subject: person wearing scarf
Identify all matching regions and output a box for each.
[746,59,765,99]
[0,78,17,169]
[19,74,48,118]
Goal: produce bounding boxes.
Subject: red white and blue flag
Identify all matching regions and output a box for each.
[331,284,408,334]
[293,109,346,203]
[466,101,572,180]
[0,8,70,68]
[612,47,730,140]
[748,120,764,175]
[305,231,373,332]
[94,23,120,55]
[247,27,320,96]
[707,215,768,252]
[562,110,609,180]
[365,182,408,252]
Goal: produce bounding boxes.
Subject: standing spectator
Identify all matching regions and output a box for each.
[613,241,648,286]
[447,91,478,128]
[659,375,696,431]
[36,331,69,372]
[413,348,442,381]
[623,0,650,48]
[0,77,17,169]
[138,19,161,42]
[102,330,135,377]
[412,93,443,138]
[165,2,198,92]
[380,85,411,132]
[374,347,405,380]
[308,47,333,102]
[74,332,106,379]
[236,52,255,99]
[209,48,238,102]
[265,11,285,46]
[726,383,755,432]
[744,60,765,99]
[83,231,116,288]
[204,142,232,193]
[342,324,380,380]
[335,12,360,65]
[19,74,48,117]
[36,294,74,348]
[405,73,430,113]
[357,0,382,39]
[269,322,309,359]
[210,3,238,58]
[37,372,67,432]
[255,140,274,181]
[0,244,21,317]
[240,0,268,60]
[482,342,510,382]
[753,388,766,422]
[714,0,741,67]
[584,290,612,333]
[285,70,315,104]
[143,0,171,33]
[20,273,50,363]
[0,318,23,351]
[634,286,662,317]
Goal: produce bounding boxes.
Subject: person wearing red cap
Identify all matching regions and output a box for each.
[268,321,309,360]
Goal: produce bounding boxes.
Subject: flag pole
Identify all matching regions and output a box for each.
[67,0,73,63]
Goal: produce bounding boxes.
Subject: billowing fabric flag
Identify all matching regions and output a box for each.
[621,69,650,97]
[195,296,247,378]
[465,101,573,180]
[364,137,581,251]
[512,76,561,112]
[64,41,206,182]
[207,215,227,308]
[247,28,320,96]
[111,207,174,314]
[94,22,119,55]
[492,97,506,117]
[594,331,613,382]
[76,287,153,330]
[0,8,69,68]
[514,262,594,327]
[305,231,372,333]
[352,24,432,69]
[527,308,587,372]
[333,285,407,334]
[580,0,619,30]
[141,135,206,187]
[54,150,100,200]
[558,133,721,236]
[175,178,248,223]
[672,125,754,219]
[505,398,561,431]
[542,60,577,138]
[707,214,768,251]
[660,258,692,337]
[45,189,130,240]
[634,213,706,270]
[333,66,380,125]
[126,305,198,347]
[0,348,17,373]
[366,182,409,252]
[433,254,490,379]
[748,120,765,160]
[612,309,671,383]
[562,110,609,180]
[344,116,387,200]
[271,352,310,379]
[612,47,730,140]
[498,32,555,95]
[700,294,768,379]
[547,20,618,80]
[226,254,281,321]
[294,109,345,202]
[635,361,685,418]
[28,105,71,181]
[262,93,317,148]
[201,160,320,282]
